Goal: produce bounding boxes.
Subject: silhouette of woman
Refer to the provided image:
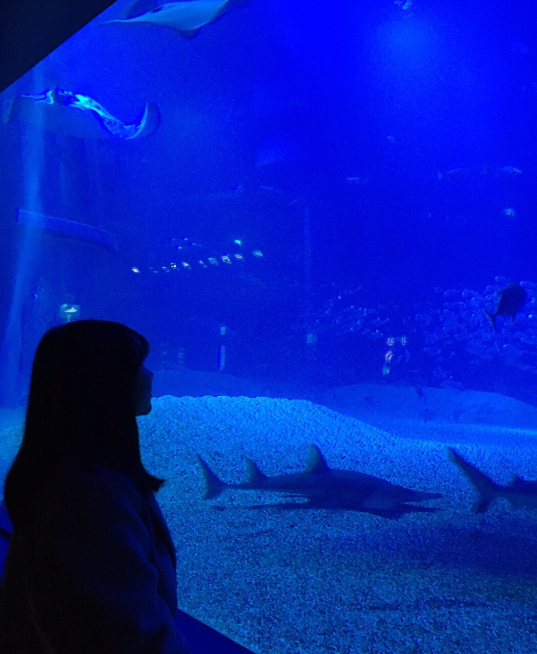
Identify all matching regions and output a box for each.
[0,319,191,653]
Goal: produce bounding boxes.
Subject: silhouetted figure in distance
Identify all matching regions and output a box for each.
[0,319,191,653]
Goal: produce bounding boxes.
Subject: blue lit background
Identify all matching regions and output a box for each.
[0,0,536,400]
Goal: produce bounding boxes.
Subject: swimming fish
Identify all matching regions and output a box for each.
[437,167,475,180]
[3,87,160,139]
[449,448,537,513]
[52,88,160,139]
[438,165,522,180]
[498,166,522,175]
[196,444,441,515]
[483,282,527,332]
[100,0,249,38]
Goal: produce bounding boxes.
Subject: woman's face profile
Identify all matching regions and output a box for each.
[134,364,154,416]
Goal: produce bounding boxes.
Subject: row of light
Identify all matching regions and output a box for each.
[131,250,263,274]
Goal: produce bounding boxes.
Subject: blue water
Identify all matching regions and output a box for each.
[1,0,537,651]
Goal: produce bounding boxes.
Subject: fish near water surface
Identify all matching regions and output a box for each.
[196,444,441,518]
[437,165,522,179]
[448,448,537,513]
[483,282,527,332]
[100,0,249,38]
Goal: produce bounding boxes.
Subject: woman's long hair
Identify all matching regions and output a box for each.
[3,319,165,530]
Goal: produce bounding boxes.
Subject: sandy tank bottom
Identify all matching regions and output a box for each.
[2,394,537,653]
[142,396,537,654]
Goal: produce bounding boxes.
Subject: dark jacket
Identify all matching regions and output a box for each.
[0,464,191,654]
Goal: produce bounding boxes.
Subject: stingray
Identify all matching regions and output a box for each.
[100,0,250,38]
[3,87,160,140]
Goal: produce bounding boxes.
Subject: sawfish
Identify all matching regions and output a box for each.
[100,0,249,38]
[196,444,441,516]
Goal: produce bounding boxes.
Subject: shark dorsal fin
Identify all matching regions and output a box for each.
[244,457,267,482]
[305,444,330,474]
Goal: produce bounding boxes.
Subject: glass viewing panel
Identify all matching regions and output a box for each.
[1,1,536,652]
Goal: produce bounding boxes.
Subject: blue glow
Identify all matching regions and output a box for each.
[381,19,438,69]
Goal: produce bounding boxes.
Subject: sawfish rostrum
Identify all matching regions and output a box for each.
[196,445,441,516]
[100,0,249,38]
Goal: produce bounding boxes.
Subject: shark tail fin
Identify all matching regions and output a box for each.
[196,454,226,500]
[244,458,267,483]
[483,310,496,332]
[448,448,498,513]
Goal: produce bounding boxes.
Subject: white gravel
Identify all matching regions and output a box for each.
[138,394,537,654]
[3,389,537,653]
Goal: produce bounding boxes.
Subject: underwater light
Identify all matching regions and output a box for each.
[138,248,265,277]
[59,304,80,322]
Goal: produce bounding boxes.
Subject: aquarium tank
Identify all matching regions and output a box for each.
[1,0,537,651]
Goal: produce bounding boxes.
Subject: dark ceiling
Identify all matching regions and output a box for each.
[0,0,116,93]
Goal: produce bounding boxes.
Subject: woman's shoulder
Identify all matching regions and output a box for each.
[43,460,145,511]
[22,461,155,562]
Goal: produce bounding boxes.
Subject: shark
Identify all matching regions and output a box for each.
[196,445,441,517]
[100,0,249,38]
[448,447,537,513]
